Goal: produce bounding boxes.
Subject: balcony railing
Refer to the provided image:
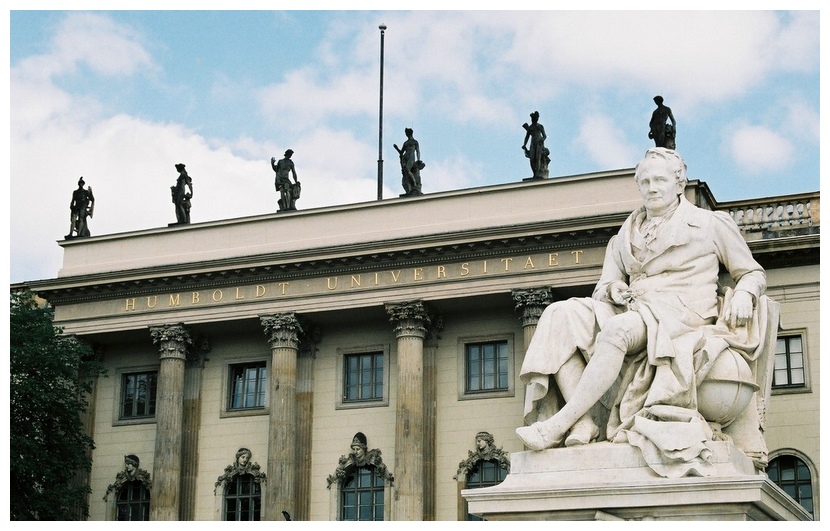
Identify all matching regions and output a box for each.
[718,193,819,234]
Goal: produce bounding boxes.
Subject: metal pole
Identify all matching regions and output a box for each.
[377,24,386,201]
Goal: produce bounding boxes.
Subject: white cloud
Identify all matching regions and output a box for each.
[575,115,639,169]
[727,124,794,174]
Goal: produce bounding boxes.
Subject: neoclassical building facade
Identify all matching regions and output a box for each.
[25,168,819,520]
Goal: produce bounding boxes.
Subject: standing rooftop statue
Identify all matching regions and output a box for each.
[271,150,301,212]
[517,147,777,478]
[649,95,677,149]
[522,111,550,179]
[170,163,193,225]
[67,177,94,238]
[394,128,424,196]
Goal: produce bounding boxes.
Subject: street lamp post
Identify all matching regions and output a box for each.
[377,24,386,201]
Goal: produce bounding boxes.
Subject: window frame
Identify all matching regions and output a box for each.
[457,334,515,400]
[220,358,270,419]
[115,480,151,521]
[339,465,386,521]
[113,365,159,426]
[223,473,262,521]
[767,451,816,518]
[335,345,390,410]
[771,330,811,395]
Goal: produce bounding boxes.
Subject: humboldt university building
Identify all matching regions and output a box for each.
[23,168,819,521]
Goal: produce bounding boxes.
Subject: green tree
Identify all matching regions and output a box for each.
[10,290,104,520]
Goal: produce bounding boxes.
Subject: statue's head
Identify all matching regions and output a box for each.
[77,177,85,187]
[124,454,139,471]
[653,95,664,104]
[175,163,186,172]
[635,147,687,188]
[530,111,539,122]
[405,127,413,137]
[475,431,494,450]
[350,432,368,459]
[235,447,252,466]
[284,149,294,158]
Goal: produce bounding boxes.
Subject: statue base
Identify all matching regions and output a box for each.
[462,442,811,521]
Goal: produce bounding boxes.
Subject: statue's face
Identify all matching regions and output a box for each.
[238,453,250,466]
[637,158,683,216]
[352,445,365,459]
[125,462,136,474]
[477,437,487,449]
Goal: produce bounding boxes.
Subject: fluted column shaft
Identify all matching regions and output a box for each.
[261,313,302,521]
[149,324,191,521]
[386,301,430,521]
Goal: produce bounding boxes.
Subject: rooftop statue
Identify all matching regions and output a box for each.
[522,111,549,179]
[517,147,776,478]
[394,128,424,196]
[171,163,193,224]
[649,95,676,149]
[67,177,94,238]
[271,150,301,212]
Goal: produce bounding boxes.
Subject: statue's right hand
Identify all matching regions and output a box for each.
[609,281,630,305]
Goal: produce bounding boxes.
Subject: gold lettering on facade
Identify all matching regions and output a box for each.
[169,294,180,306]
[235,287,244,300]
[413,268,424,281]
[571,250,583,264]
[212,290,223,302]
[549,253,559,266]
[437,265,446,278]
[125,298,136,311]
[351,275,361,288]
[256,285,266,297]
[501,258,513,271]
[461,263,470,276]
[374,272,380,285]
[192,292,200,304]
[279,283,288,295]
[482,260,488,273]
[391,270,401,283]
[525,257,535,269]
[327,277,338,290]
[146,296,158,309]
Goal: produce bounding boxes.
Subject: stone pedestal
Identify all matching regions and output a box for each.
[463,442,811,521]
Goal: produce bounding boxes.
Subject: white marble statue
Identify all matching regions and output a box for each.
[517,147,775,478]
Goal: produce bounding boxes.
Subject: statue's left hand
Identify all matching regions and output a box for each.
[724,290,754,328]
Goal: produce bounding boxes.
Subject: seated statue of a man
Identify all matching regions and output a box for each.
[517,147,769,477]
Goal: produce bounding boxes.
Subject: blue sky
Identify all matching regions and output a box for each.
[8,5,822,283]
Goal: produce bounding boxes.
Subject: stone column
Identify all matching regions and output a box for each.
[385,301,431,521]
[511,287,553,350]
[260,313,302,521]
[294,323,320,522]
[180,338,209,521]
[149,323,192,521]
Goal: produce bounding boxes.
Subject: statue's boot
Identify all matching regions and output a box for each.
[564,416,600,447]
[516,414,572,451]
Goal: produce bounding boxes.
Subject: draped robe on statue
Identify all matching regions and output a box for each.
[520,196,769,478]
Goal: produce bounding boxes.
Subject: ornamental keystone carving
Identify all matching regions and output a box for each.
[511,287,553,327]
[260,313,303,350]
[453,431,510,480]
[326,432,394,489]
[104,454,152,501]
[214,447,267,495]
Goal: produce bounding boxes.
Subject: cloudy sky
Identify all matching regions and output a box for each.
[8,5,822,284]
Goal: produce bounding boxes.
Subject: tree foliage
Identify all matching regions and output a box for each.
[10,290,104,520]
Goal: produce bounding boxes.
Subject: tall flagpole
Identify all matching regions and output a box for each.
[377,24,387,201]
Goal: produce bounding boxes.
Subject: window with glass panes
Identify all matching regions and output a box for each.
[340,466,384,521]
[121,371,157,419]
[773,335,806,388]
[224,474,261,521]
[343,352,384,402]
[768,455,813,516]
[115,481,150,521]
[465,460,508,520]
[229,362,267,410]
[465,341,509,393]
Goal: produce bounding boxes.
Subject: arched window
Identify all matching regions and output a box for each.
[768,454,814,517]
[115,480,150,521]
[465,459,509,521]
[454,431,510,521]
[340,465,385,521]
[224,473,262,521]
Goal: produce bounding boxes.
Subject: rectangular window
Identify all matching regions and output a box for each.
[773,335,806,388]
[344,352,384,402]
[465,341,509,393]
[121,371,157,419]
[229,362,267,410]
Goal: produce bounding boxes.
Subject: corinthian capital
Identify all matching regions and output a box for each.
[149,323,192,360]
[260,313,303,350]
[511,287,553,327]
[385,300,431,339]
